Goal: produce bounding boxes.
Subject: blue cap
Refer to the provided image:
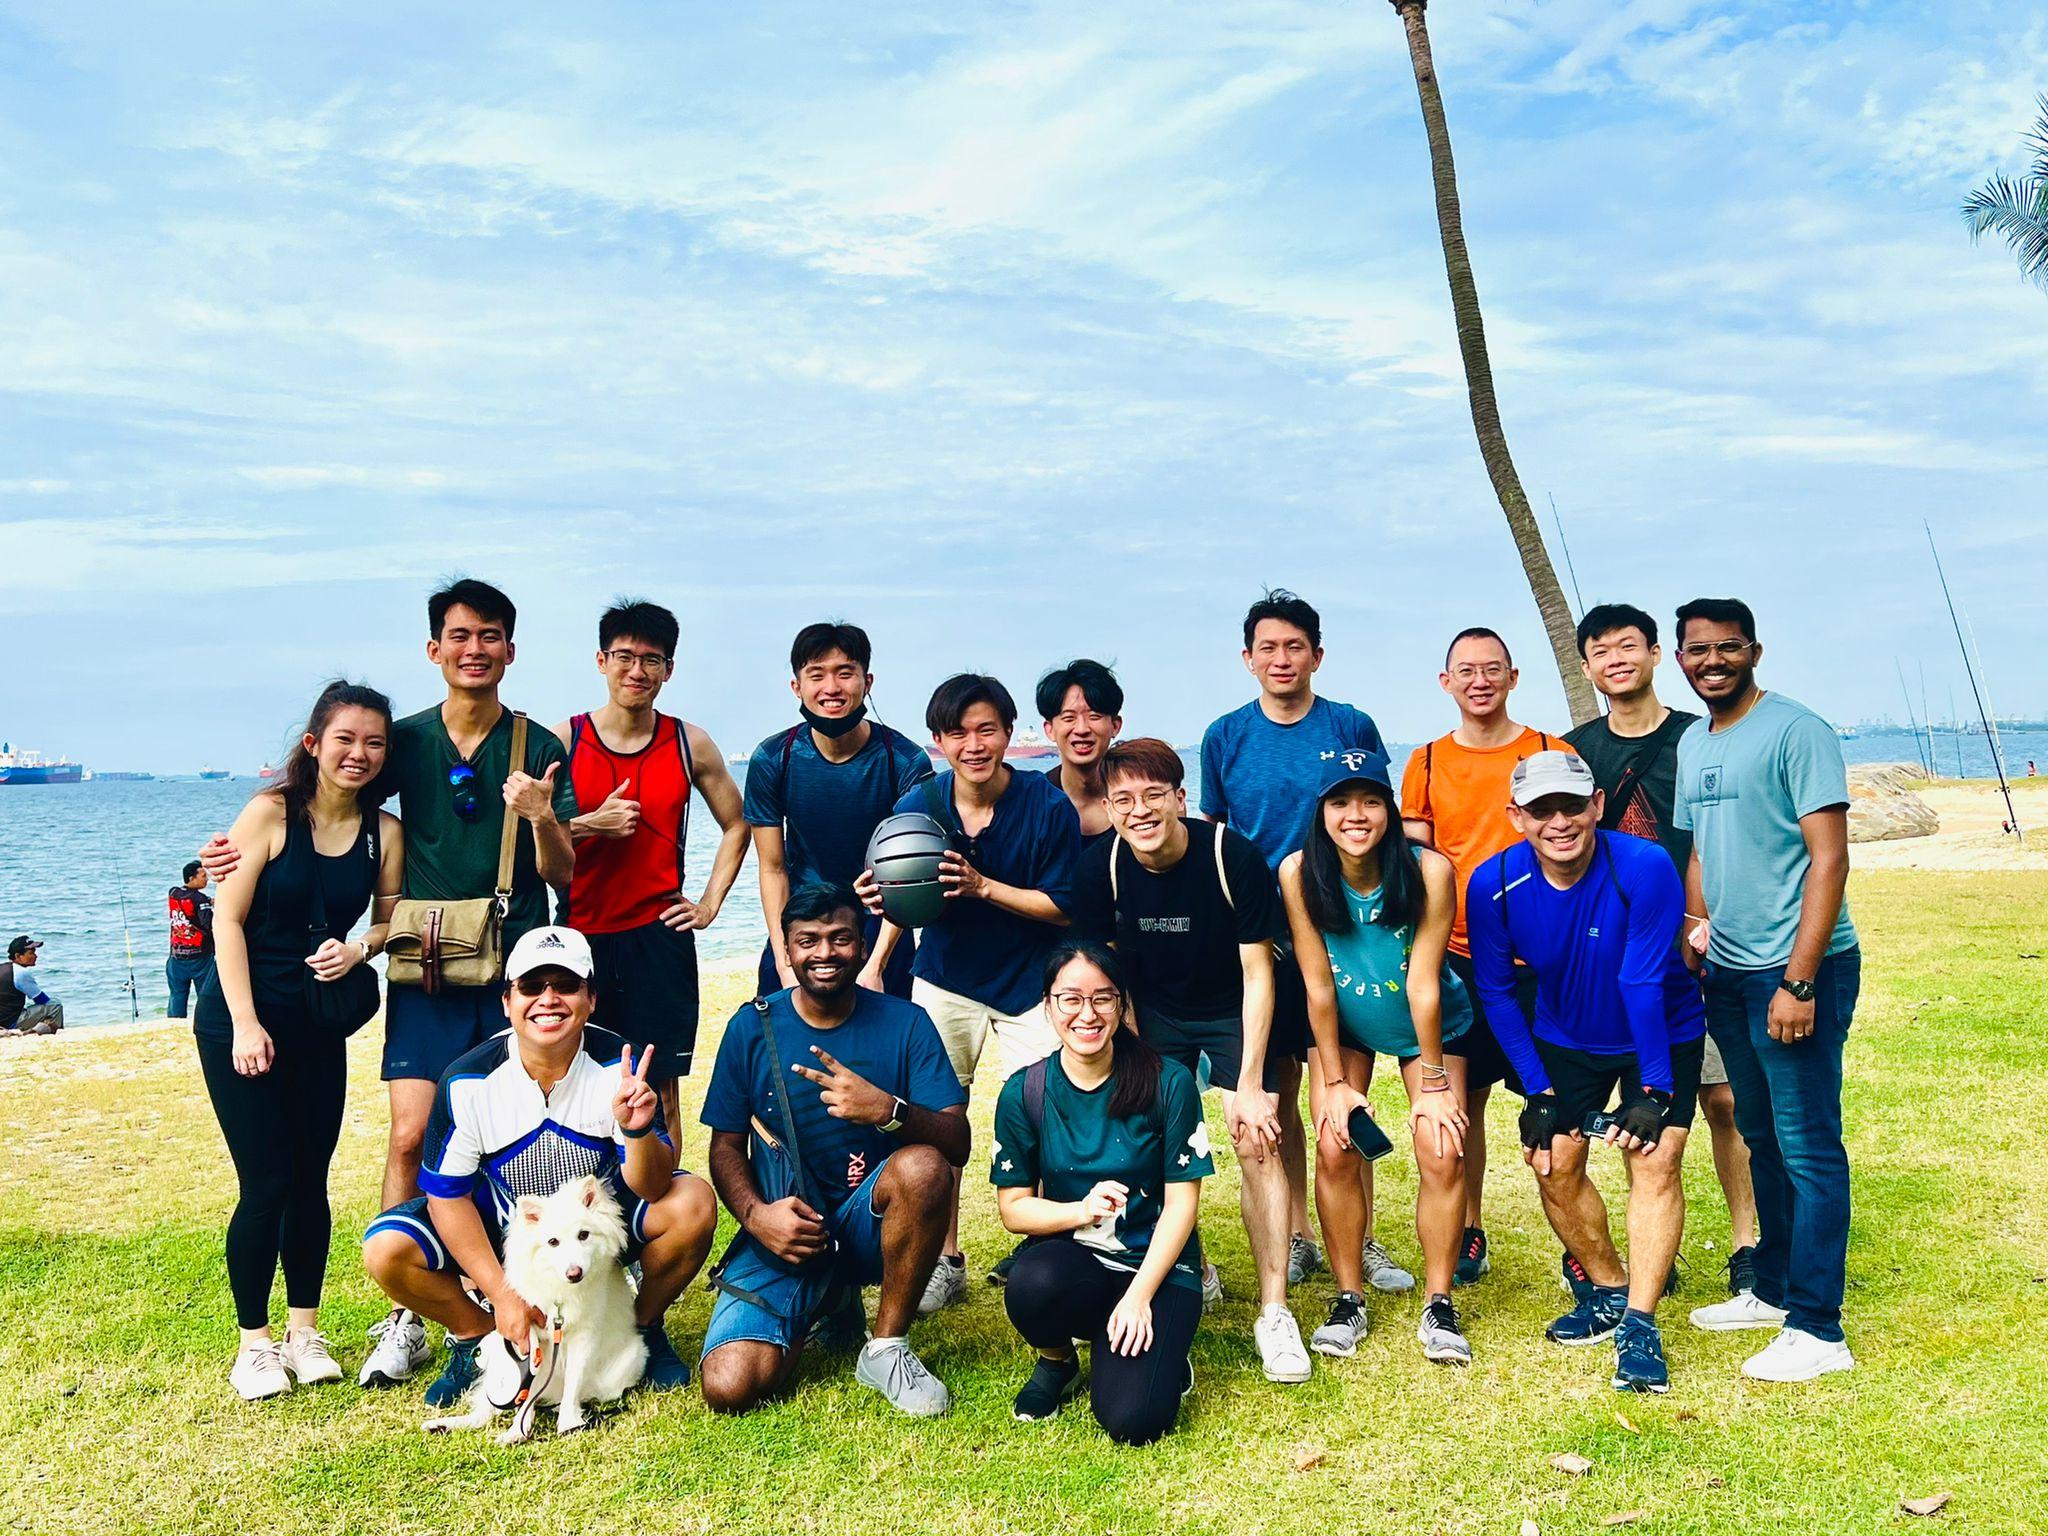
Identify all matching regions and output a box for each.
[1314,747,1395,799]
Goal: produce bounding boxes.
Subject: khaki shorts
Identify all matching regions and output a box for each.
[911,978,1057,1092]
[1699,1032,1729,1088]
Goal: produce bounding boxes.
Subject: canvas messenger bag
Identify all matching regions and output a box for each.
[383,711,528,993]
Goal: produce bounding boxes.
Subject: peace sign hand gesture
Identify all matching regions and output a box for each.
[789,1045,894,1126]
[613,1045,659,1136]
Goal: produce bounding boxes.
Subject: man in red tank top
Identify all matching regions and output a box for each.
[553,600,749,1135]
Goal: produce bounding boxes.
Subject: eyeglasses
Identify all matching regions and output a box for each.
[1450,664,1510,682]
[603,649,671,675]
[447,761,480,822]
[1049,989,1122,1017]
[1106,786,1176,816]
[1678,640,1754,662]
[514,972,588,997]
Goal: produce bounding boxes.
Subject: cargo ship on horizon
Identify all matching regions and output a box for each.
[0,742,84,786]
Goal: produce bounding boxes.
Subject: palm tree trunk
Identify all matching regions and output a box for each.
[1390,0,1598,724]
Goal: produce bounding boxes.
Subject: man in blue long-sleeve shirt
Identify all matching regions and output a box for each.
[1467,752,1705,1394]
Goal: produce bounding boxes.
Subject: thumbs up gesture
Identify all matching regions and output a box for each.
[584,777,640,839]
[504,760,563,824]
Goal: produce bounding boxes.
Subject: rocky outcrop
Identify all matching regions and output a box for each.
[1848,762,1939,843]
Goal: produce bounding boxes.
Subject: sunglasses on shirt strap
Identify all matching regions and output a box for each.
[447,761,481,822]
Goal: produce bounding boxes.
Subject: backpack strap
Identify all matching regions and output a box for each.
[1108,837,1121,904]
[752,996,821,1214]
[1023,1055,1049,1134]
[774,723,805,809]
[921,775,951,832]
[1213,821,1234,910]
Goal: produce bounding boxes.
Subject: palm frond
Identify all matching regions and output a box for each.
[2026,93,2048,185]
[1961,99,2048,288]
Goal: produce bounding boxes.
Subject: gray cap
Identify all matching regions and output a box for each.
[1509,750,1596,806]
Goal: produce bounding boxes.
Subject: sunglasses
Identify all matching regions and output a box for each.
[513,972,588,997]
[447,761,480,822]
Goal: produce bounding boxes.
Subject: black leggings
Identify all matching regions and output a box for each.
[196,1017,348,1330]
[1004,1237,1202,1446]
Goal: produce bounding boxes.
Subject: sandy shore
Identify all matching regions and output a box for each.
[1850,777,2048,870]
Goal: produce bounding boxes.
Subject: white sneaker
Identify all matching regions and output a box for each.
[358,1308,431,1387]
[1200,1262,1224,1313]
[281,1328,343,1385]
[1690,1292,1788,1333]
[1742,1327,1854,1382]
[1254,1304,1312,1383]
[230,1341,292,1402]
[1361,1238,1416,1293]
[917,1256,967,1316]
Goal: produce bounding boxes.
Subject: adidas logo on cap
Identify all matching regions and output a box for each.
[506,925,594,980]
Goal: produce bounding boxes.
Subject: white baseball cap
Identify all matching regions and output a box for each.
[504,925,595,981]
[1509,750,1597,807]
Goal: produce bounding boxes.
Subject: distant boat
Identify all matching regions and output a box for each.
[258,762,278,779]
[0,742,84,786]
[1005,727,1059,764]
[96,771,155,782]
[198,766,232,781]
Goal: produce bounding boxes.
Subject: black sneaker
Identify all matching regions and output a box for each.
[1453,1227,1490,1287]
[988,1238,1030,1287]
[1012,1354,1081,1421]
[1726,1245,1758,1297]
[1561,1251,1594,1303]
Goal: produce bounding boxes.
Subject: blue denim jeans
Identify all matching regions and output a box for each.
[166,953,216,1019]
[1702,947,1860,1342]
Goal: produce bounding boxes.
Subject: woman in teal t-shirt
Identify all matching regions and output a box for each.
[992,942,1212,1443]
[1280,750,1474,1365]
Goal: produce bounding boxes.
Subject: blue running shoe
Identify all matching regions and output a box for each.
[1546,1286,1628,1346]
[640,1324,691,1390]
[422,1334,483,1408]
[1612,1314,1670,1394]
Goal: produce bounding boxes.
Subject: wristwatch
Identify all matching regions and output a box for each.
[1778,977,1816,1003]
[882,1096,908,1134]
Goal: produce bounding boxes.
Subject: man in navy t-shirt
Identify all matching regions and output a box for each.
[699,884,968,1418]
[857,672,1081,1308]
[1466,752,1704,1394]
[1198,588,1389,1293]
[745,622,935,998]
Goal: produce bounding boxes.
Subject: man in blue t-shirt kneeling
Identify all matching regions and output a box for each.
[698,883,970,1418]
[1467,752,1706,1395]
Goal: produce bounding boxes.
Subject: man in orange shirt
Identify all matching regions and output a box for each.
[1400,627,1565,1286]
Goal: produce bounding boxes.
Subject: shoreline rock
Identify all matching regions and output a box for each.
[1849,762,1939,843]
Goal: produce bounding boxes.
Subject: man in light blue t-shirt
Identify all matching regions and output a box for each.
[1199,588,1393,1296]
[1670,597,1858,1386]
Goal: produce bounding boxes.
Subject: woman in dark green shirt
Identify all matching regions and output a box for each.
[992,942,1212,1443]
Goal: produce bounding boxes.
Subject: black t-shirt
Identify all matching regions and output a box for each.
[1068,822,1282,1021]
[1564,709,1700,875]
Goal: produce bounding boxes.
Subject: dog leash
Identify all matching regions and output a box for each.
[509,1310,565,1442]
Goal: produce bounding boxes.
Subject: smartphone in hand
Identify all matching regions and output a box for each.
[1347,1105,1396,1161]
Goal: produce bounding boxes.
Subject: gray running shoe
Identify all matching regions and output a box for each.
[1418,1295,1473,1365]
[1200,1262,1224,1312]
[1361,1238,1416,1293]
[854,1339,951,1417]
[1286,1233,1325,1287]
[358,1308,430,1388]
[917,1255,967,1316]
[1310,1292,1370,1358]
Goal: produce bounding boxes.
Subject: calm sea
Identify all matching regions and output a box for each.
[5,730,2042,1025]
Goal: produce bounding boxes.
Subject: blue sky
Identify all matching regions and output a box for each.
[3,1,2045,772]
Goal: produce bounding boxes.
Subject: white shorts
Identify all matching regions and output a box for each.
[911,979,1057,1092]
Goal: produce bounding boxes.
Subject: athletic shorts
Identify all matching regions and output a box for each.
[1699,1032,1729,1088]
[1268,945,1312,1062]
[588,920,700,1083]
[910,979,1057,1091]
[1443,952,1533,1095]
[362,1173,694,1271]
[756,915,915,1000]
[700,1152,895,1360]
[1534,1036,1706,1132]
[1135,1006,1278,1094]
[382,983,504,1083]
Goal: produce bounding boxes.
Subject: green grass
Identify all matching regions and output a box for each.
[4,870,2045,1534]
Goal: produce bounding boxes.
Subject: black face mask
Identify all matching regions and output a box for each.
[802,703,868,739]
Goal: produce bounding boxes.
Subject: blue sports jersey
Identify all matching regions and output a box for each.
[416,1024,667,1228]
[743,721,934,891]
[1465,832,1705,1094]
[1199,696,1386,869]
[896,767,1081,1017]
[700,988,965,1197]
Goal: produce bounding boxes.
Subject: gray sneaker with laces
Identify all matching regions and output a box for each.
[358,1308,430,1388]
[1286,1233,1325,1287]
[854,1338,951,1417]
[1310,1292,1370,1358]
[917,1255,967,1315]
[1361,1238,1416,1293]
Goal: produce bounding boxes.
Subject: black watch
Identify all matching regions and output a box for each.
[882,1096,908,1134]
[1778,976,1816,1003]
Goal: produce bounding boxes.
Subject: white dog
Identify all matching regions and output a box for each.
[424,1174,648,1443]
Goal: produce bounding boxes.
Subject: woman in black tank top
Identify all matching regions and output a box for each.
[194,681,405,1402]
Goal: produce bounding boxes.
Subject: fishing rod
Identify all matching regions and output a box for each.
[1546,492,1586,616]
[1918,660,1935,777]
[1894,657,1932,779]
[1926,522,2023,842]
[116,885,140,1021]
